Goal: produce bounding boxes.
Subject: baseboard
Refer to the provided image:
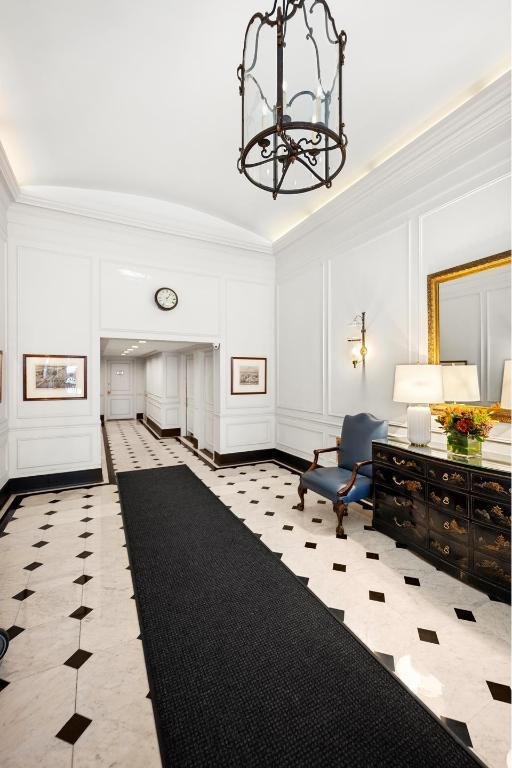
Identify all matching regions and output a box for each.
[8,467,103,494]
[136,412,144,421]
[183,434,199,449]
[100,414,105,426]
[272,449,311,473]
[213,448,275,466]
[0,479,11,511]
[146,417,181,439]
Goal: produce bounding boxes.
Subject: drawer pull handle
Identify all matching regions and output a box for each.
[392,476,422,493]
[443,521,451,530]
[393,457,406,466]
[442,496,450,506]
[393,496,412,509]
[442,473,449,481]
[443,545,450,555]
[393,516,413,529]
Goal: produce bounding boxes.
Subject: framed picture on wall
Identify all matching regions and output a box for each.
[231,356,267,395]
[23,355,87,401]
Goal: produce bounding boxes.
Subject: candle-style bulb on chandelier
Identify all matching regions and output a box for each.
[237,0,347,199]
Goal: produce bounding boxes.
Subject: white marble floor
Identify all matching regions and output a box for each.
[0,419,510,768]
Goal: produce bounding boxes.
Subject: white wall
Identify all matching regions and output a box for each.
[5,203,275,479]
[0,158,10,491]
[145,352,180,430]
[275,74,511,463]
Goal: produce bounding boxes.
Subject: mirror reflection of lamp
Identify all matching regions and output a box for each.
[441,364,480,404]
[347,312,367,368]
[501,360,511,410]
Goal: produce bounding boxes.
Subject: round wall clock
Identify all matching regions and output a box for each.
[154,287,178,311]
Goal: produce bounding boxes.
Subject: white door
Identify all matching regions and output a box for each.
[106,360,134,420]
[185,354,194,436]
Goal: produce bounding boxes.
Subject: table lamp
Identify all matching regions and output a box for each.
[441,364,480,403]
[393,364,443,446]
[501,360,511,410]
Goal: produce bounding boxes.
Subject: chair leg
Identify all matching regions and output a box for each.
[297,483,307,511]
[333,501,348,537]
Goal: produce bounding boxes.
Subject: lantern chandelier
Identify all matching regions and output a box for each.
[237,0,347,199]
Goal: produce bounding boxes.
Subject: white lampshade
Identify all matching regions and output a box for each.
[393,365,444,404]
[442,365,480,402]
[501,360,511,410]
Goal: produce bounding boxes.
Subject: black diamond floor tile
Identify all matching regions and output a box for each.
[329,607,345,623]
[73,574,93,585]
[404,576,421,586]
[418,628,439,644]
[69,606,93,620]
[305,542,317,549]
[78,531,94,539]
[64,649,93,669]
[312,518,322,523]
[375,652,395,672]
[264,511,274,516]
[24,561,43,571]
[0,679,10,692]
[283,525,293,531]
[366,552,379,560]
[76,551,93,559]
[81,517,93,523]
[33,540,49,548]
[55,713,92,744]
[441,717,473,748]
[12,589,35,601]
[6,625,25,640]
[39,524,53,530]
[486,680,511,703]
[454,608,476,622]
[332,563,346,572]
[369,590,385,603]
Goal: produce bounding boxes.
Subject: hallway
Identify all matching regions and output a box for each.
[0,420,509,768]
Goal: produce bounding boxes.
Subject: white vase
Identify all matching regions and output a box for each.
[406,405,432,446]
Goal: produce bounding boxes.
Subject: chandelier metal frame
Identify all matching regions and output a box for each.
[237,0,347,199]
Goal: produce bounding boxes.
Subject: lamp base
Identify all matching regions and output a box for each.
[406,405,432,447]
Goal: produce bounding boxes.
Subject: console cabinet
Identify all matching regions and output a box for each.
[372,439,511,602]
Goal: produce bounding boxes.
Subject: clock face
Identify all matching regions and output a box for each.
[154,287,178,311]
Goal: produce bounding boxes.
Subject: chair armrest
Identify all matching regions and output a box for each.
[308,446,339,471]
[336,459,373,496]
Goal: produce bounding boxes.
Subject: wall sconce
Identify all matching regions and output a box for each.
[347,312,367,368]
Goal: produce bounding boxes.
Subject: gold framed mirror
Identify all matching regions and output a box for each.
[428,251,511,423]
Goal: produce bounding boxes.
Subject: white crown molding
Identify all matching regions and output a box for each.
[14,188,273,256]
[274,71,511,253]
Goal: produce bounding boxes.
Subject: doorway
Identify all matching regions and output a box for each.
[106,359,135,420]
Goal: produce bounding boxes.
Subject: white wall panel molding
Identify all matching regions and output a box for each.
[11,426,101,477]
[275,73,510,254]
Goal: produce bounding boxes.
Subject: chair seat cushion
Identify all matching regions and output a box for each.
[301,466,372,503]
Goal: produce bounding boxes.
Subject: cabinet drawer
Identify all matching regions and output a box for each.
[472,496,510,531]
[373,446,425,476]
[428,484,468,517]
[374,466,425,498]
[471,472,511,502]
[473,551,511,589]
[473,523,511,563]
[429,532,469,570]
[429,507,469,542]
[374,489,427,545]
[427,463,468,490]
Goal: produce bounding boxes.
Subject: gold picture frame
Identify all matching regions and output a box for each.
[427,251,511,423]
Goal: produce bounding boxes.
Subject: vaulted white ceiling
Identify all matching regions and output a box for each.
[0,0,509,241]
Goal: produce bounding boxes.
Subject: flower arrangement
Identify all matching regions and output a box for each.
[436,405,497,456]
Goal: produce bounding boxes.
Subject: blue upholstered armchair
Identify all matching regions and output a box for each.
[297,413,388,537]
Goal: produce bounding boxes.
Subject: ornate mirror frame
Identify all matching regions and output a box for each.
[427,251,511,424]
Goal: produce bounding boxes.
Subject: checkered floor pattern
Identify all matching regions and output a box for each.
[0,419,509,768]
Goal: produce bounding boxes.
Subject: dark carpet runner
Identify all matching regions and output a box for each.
[118,465,483,768]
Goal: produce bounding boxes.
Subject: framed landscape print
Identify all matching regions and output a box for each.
[23,355,87,401]
[231,356,267,395]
